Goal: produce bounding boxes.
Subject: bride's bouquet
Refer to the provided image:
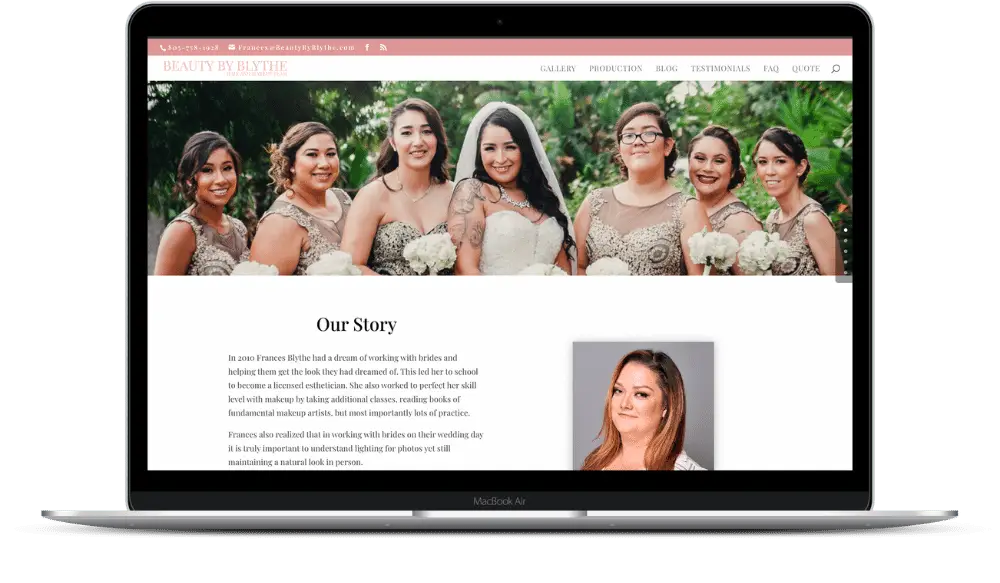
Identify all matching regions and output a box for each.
[305,251,362,275]
[687,227,739,275]
[586,257,632,276]
[230,261,279,275]
[402,233,456,275]
[519,263,568,276]
[736,230,791,275]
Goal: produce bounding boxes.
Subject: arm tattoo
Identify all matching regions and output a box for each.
[447,180,485,248]
[469,220,485,249]
[449,180,483,215]
[448,222,466,248]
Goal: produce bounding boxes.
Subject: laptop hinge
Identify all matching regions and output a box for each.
[414,510,584,518]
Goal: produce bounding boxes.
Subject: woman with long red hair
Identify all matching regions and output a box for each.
[581,349,704,471]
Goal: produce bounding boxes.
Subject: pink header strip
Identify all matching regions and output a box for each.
[148,38,851,57]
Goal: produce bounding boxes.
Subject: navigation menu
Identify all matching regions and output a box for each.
[148,56,853,81]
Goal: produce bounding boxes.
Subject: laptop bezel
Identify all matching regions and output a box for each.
[129,2,872,511]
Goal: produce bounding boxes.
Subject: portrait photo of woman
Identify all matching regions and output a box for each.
[447,102,576,275]
[574,102,713,275]
[755,126,844,276]
[153,131,250,275]
[339,98,455,275]
[687,125,764,275]
[249,121,353,275]
[575,344,713,471]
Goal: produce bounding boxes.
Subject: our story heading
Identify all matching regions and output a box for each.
[317,317,397,335]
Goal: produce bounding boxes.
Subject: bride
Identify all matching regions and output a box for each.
[447,102,576,275]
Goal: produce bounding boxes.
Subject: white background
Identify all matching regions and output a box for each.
[147,278,852,471]
[146,55,854,81]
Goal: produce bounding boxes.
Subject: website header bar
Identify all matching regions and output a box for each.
[147,38,852,57]
[148,56,852,82]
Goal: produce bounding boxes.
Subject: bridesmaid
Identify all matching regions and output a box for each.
[339,98,454,275]
[754,126,843,276]
[154,131,250,275]
[574,102,712,275]
[687,125,763,274]
[249,121,353,275]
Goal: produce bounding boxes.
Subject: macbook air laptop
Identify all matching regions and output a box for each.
[44,1,956,531]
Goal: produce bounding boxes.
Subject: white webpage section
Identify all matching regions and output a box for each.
[147,277,853,471]
[147,56,853,81]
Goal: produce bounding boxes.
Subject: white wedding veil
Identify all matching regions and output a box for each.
[453,101,577,271]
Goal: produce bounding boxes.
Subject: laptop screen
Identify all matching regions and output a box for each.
[145,37,854,478]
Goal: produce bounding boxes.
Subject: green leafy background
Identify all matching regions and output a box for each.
[147,80,853,274]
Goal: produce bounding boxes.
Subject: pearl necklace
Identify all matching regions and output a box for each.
[498,184,531,209]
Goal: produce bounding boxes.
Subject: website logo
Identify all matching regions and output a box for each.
[162,59,289,78]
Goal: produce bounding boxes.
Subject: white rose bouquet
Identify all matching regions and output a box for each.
[518,263,569,276]
[687,227,739,275]
[230,261,279,275]
[586,257,632,276]
[305,251,362,276]
[402,233,457,275]
[736,230,792,275]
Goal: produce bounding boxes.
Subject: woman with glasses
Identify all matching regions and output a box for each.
[573,102,712,275]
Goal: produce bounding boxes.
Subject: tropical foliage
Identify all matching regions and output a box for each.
[147,80,853,271]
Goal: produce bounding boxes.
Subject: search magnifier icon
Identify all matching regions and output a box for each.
[832,64,841,74]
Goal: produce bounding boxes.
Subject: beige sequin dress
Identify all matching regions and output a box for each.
[709,200,763,275]
[257,189,352,275]
[167,210,249,275]
[765,200,835,276]
[367,221,451,275]
[584,187,695,275]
